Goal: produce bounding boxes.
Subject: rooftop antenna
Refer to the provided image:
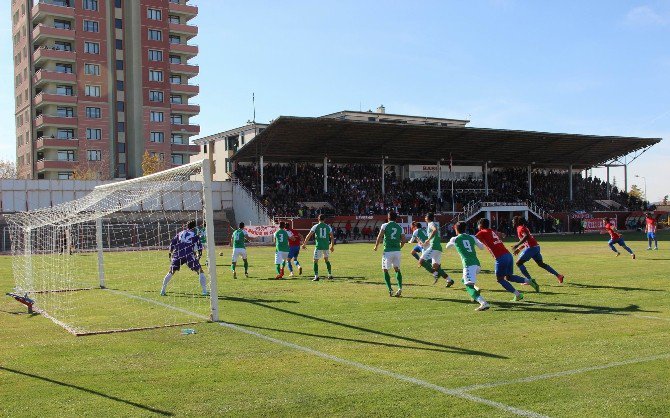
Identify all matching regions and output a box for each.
[252,92,256,124]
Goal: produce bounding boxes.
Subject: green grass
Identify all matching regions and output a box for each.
[1,232,669,417]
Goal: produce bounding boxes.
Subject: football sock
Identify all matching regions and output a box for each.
[497,278,517,293]
[541,263,560,276]
[475,295,487,304]
[161,272,173,293]
[465,284,480,300]
[421,260,433,273]
[648,236,653,248]
[383,271,392,291]
[622,244,634,255]
[313,262,319,275]
[287,261,293,272]
[325,261,332,275]
[243,259,248,273]
[275,264,281,274]
[508,275,527,284]
[231,262,236,272]
[395,270,403,289]
[198,272,207,293]
[609,244,619,253]
[294,260,301,266]
[438,268,449,278]
[412,252,420,261]
[518,263,532,280]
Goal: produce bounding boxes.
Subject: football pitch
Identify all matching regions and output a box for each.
[1,232,669,417]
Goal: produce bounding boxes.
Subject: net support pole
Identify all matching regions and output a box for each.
[202,159,219,322]
[624,163,628,193]
[24,228,33,291]
[569,164,573,201]
[96,218,105,288]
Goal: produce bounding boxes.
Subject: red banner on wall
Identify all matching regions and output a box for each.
[245,225,278,237]
[583,218,607,232]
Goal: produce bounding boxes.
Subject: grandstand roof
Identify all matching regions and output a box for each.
[230,116,661,169]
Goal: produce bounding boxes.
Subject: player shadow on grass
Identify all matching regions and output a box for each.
[407,296,659,316]
[0,367,173,416]
[350,280,432,287]
[568,283,666,292]
[222,297,507,359]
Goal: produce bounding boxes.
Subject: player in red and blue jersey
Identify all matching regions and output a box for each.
[286,226,303,276]
[645,213,659,251]
[160,220,208,296]
[604,217,635,259]
[511,216,565,284]
[475,218,538,301]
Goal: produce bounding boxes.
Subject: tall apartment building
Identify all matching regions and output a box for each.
[11,0,200,180]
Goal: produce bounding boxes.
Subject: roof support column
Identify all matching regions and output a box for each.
[569,164,573,201]
[484,162,489,197]
[437,160,442,204]
[624,163,628,193]
[381,158,385,195]
[323,157,328,193]
[528,164,532,196]
[606,165,611,199]
[260,156,264,195]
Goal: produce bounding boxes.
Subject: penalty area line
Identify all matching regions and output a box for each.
[109,289,547,418]
[455,352,670,392]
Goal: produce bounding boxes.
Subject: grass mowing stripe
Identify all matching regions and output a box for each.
[110,289,548,418]
[455,352,670,392]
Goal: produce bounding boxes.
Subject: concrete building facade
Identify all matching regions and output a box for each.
[11,0,200,180]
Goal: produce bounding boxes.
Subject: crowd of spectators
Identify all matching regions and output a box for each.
[234,163,641,217]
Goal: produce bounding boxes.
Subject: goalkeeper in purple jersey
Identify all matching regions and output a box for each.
[160,220,208,296]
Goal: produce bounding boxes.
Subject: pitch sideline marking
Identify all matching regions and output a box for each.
[454,352,670,392]
[106,289,547,418]
[633,315,670,322]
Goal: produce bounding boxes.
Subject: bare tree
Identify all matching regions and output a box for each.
[0,159,17,179]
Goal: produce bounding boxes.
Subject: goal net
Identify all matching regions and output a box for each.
[6,159,219,335]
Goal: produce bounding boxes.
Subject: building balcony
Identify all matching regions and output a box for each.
[33,47,76,64]
[36,159,78,171]
[171,143,200,154]
[169,42,198,57]
[34,91,77,107]
[35,137,79,150]
[171,103,200,114]
[168,2,198,20]
[32,24,75,42]
[33,69,76,86]
[32,2,76,22]
[35,114,78,128]
[170,63,199,75]
[171,123,200,135]
[169,22,198,38]
[170,82,199,95]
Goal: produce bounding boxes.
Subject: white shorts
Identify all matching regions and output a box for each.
[313,249,330,260]
[231,248,247,262]
[382,251,402,270]
[462,265,480,285]
[421,249,442,265]
[275,251,289,264]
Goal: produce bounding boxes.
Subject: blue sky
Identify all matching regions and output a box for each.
[1,0,668,200]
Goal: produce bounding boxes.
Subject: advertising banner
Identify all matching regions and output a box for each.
[245,225,278,237]
[583,218,607,232]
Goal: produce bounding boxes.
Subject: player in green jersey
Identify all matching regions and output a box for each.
[417,213,452,286]
[230,222,250,279]
[409,221,454,286]
[445,221,490,311]
[374,211,407,297]
[273,222,291,279]
[302,214,335,281]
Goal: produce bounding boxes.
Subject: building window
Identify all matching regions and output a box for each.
[116,59,124,70]
[56,85,74,96]
[170,74,182,84]
[116,80,124,91]
[150,111,164,122]
[169,35,181,45]
[171,154,185,165]
[87,150,102,161]
[170,114,183,125]
[115,19,123,29]
[84,63,100,75]
[169,15,180,24]
[84,42,100,54]
[83,0,99,11]
[169,55,182,64]
[86,128,102,140]
[57,107,75,117]
[115,0,122,7]
[55,63,73,73]
[149,90,163,102]
[150,132,164,143]
[148,29,162,41]
[57,129,75,139]
[171,134,185,144]
[57,150,76,161]
[86,107,101,118]
[83,20,99,32]
[149,70,163,82]
[170,95,182,104]
[117,122,125,132]
[53,19,72,30]
[118,143,126,153]
[54,41,73,51]
[58,172,74,180]
[148,49,163,61]
[115,39,123,49]
[148,8,162,20]
[117,163,126,175]
[85,85,101,97]
[117,101,125,111]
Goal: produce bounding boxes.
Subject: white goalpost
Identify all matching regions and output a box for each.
[7,159,219,335]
